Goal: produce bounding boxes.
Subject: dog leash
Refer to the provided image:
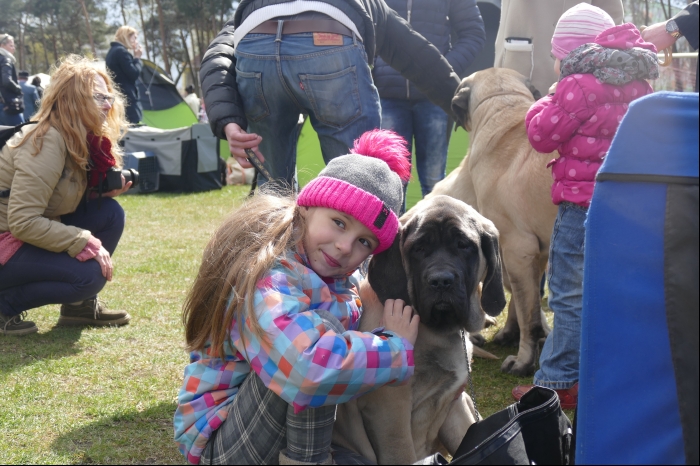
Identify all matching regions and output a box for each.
[461,329,481,422]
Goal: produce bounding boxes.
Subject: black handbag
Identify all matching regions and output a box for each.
[449,386,573,465]
[2,96,24,115]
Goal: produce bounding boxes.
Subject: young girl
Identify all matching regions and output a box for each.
[175,130,419,465]
[512,4,659,408]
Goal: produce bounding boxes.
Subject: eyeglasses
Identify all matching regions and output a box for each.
[93,93,116,105]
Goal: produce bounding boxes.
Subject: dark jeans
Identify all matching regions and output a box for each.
[0,198,125,317]
[235,30,381,188]
[380,98,451,200]
[0,107,24,126]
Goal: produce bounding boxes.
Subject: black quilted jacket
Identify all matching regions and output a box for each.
[0,51,22,105]
[373,0,484,101]
[200,0,461,139]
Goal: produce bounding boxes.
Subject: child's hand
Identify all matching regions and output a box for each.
[548,81,558,94]
[381,299,419,346]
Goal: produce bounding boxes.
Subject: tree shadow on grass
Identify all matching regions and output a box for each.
[0,325,83,374]
[51,401,182,465]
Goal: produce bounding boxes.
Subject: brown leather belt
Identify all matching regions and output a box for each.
[249,19,352,37]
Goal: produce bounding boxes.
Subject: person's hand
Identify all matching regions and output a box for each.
[224,122,264,169]
[381,299,419,346]
[133,43,143,59]
[641,21,676,51]
[548,81,558,94]
[103,175,133,198]
[93,246,113,281]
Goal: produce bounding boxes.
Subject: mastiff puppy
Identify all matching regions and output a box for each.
[332,195,506,464]
[422,67,558,376]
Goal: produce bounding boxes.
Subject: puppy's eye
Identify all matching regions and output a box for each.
[457,241,472,250]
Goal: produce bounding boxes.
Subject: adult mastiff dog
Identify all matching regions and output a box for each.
[426,67,558,377]
[333,195,506,464]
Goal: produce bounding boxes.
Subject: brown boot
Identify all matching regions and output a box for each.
[1,311,39,336]
[57,298,130,327]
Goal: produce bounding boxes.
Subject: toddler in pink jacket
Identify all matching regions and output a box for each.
[513,3,659,408]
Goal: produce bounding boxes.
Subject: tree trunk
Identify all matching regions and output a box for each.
[53,12,66,54]
[77,0,97,56]
[120,0,128,24]
[18,13,26,71]
[136,0,151,60]
[38,19,51,70]
[155,0,170,74]
[179,29,199,94]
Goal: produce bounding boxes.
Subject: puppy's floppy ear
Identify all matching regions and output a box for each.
[479,222,506,317]
[524,79,542,100]
[451,82,471,131]
[368,233,410,305]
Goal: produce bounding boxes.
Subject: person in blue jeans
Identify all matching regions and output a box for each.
[0,56,133,336]
[200,0,462,189]
[374,0,485,204]
[0,34,24,127]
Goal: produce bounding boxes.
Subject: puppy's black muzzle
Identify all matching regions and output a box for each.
[428,271,456,291]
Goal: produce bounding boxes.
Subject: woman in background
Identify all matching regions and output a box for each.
[106,26,143,125]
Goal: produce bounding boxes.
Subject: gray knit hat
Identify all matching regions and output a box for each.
[297,130,411,252]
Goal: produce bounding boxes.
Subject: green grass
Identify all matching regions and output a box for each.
[0,161,565,464]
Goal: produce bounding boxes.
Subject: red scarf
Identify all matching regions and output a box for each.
[86,133,116,188]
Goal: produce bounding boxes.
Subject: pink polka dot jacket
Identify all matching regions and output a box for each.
[526,24,657,207]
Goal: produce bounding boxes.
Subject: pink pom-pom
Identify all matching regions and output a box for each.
[350,129,411,183]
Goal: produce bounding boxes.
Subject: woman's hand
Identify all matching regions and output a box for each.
[381,299,420,346]
[94,246,113,281]
[103,175,133,198]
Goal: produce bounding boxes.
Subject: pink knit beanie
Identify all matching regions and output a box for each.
[551,3,615,59]
[297,130,411,253]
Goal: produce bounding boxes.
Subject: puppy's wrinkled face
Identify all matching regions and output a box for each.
[402,199,487,332]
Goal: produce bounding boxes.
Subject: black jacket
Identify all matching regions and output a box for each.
[200,0,461,139]
[105,42,143,124]
[373,0,484,101]
[0,51,22,106]
[672,1,698,91]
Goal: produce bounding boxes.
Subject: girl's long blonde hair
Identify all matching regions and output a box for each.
[114,26,138,50]
[183,189,305,357]
[10,54,128,170]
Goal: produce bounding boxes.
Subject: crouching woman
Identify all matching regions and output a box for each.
[0,55,132,335]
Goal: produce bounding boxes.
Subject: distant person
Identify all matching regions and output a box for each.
[31,76,44,101]
[641,0,698,91]
[0,33,24,126]
[376,0,485,204]
[494,0,624,96]
[0,55,133,336]
[184,84,200,118]
[200,0,462,189]
[18,70,40,120]
[512,5,658,410]
[106,26,143,125]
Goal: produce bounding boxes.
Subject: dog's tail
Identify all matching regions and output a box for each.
[472,346,499,360]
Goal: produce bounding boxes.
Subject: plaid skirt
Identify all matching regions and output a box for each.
[200,370,374,465]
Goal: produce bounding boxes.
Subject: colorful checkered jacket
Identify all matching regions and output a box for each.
[173,247,415,464]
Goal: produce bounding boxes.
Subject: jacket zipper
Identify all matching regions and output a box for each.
[406,0,413,99]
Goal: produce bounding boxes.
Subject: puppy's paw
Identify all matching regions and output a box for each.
[500,355,535,377]
[469,333,486,347]
[483,315,497,328]
[493,328,519,347]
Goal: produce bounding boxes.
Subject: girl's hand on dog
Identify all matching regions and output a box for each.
[382,299,419,346]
